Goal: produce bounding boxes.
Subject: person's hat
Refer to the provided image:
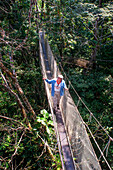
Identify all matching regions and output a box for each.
[58,75,63,79]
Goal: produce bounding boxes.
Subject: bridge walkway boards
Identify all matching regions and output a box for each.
[55,109,75,170]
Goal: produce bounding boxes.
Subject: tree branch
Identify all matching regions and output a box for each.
[9,129,26,164]
[0,62,36,118]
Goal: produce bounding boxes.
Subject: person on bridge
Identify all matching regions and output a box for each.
[43,75,68,111]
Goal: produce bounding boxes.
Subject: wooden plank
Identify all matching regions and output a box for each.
[55,109,75,170]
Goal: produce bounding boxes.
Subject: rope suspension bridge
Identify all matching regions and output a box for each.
[39,31,112,170]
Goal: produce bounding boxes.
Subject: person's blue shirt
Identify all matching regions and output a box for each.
[45,78,66,96]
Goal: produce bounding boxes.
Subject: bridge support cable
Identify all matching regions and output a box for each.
[39,31,101,170]
[84,122,112,170]
[39,31,76,170]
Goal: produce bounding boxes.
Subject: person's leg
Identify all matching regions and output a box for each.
[52,92,57,110]
[56,92,61,109]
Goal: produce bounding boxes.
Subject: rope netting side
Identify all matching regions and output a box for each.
[57,61,112,170]
[59,62,113,139]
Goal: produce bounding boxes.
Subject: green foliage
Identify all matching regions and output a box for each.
[43,0,113,68]
[0,90,19,117]
[0,109,60,169]
[36,109,54,139]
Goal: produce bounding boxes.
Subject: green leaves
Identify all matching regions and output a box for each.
[36,109,54,136]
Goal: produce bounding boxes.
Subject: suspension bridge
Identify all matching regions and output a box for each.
[39,31,112,170]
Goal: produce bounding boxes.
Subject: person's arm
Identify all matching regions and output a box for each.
[43,78,54,84]
[63,81,68,90]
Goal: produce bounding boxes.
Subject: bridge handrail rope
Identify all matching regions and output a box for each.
[56,60,112,169]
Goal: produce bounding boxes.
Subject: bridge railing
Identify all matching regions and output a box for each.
[40,31,101,170]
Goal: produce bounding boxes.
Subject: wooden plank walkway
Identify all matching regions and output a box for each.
[55,109,75,170]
